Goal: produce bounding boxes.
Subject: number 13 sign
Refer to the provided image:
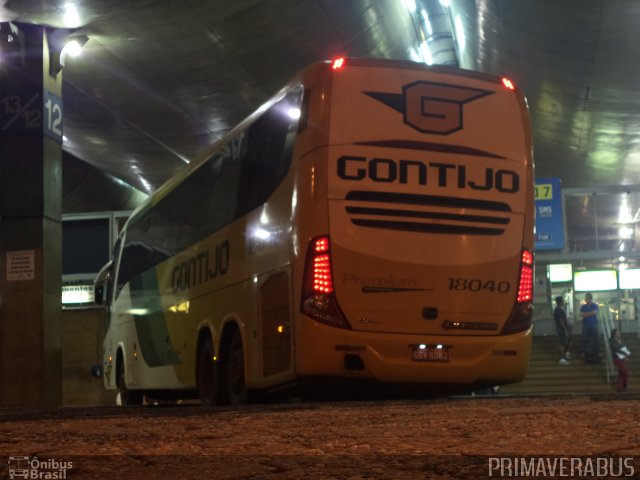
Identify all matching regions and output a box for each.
[0,89,63,144]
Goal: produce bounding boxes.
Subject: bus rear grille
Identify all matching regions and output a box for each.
[345,191,511,236]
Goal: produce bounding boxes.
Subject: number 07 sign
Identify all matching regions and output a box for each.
[534,177,565,251]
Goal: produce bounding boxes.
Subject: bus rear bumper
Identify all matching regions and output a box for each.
[295,317,532,387]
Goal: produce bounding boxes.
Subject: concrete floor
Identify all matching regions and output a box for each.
[1,395,639,479]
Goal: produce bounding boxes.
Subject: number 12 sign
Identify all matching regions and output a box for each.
[43,90,63,144]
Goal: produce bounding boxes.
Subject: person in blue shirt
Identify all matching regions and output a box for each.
[580,293,600,363]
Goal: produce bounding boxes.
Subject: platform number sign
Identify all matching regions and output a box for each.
[534,183,552,200]
[1,92,41,133]
[43,90,63,143]
[534,178,564,250]
[0,89,63,143]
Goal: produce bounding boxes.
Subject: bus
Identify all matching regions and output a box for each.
[95,57,534,405]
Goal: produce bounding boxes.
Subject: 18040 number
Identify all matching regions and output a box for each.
[448,278,510,293]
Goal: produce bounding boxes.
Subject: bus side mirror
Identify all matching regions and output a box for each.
[94,284,105,305]
[94,260,113,307]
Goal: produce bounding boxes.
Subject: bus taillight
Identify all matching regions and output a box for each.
[517,249,534,303]
[331,57,346,70]
[502,249,534,334]
[313,253,333,293]
[501,76,516,91]
[301,236,350,329]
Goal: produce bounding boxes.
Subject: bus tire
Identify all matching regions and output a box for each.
[225,329,248,405]
[117,355,143,406]
[197,339,219,406]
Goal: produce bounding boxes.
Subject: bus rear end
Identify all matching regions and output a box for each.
[296,58,533,390]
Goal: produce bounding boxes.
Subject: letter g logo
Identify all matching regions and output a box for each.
[365,81,493,135]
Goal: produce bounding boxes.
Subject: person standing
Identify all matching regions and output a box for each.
[554,296,571,365]
[580,293,600,363]
[609,328,630,392]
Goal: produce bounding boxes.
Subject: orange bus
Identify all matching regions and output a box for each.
[96,57,534,404]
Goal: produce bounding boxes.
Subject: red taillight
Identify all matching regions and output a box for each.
[517,249,534,303]
[301,236,350,329]
[501,76,516,91]
[331,57,345,70]
[313,253,333,293]
[315,237,330,253]
[502,248,534,334]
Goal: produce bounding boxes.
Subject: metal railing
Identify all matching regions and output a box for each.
[598,307,615,383]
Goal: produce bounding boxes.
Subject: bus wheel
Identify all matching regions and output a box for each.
[197,340,219,406]
[225,330,248,405]
[117,356,143,406]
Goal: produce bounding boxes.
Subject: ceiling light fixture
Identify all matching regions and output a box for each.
[63,3,81,28]
[48,29,89,75]
[619,226,634,239]
[60,34,88,66]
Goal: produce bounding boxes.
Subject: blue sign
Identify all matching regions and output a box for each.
[535,178,564,250]
[1,87,63,144]
[43,90,63,144]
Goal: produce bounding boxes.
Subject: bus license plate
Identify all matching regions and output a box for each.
[411,346,450,362]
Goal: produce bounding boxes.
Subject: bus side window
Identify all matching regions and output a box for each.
[236,88,302,217]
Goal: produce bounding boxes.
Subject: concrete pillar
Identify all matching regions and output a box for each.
[0,23,63,406]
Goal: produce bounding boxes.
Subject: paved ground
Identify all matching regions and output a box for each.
[1,395,639,479]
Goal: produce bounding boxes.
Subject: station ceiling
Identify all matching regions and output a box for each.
[2,0,640,267]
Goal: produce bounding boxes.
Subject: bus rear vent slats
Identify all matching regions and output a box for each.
[345,190,510,235]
